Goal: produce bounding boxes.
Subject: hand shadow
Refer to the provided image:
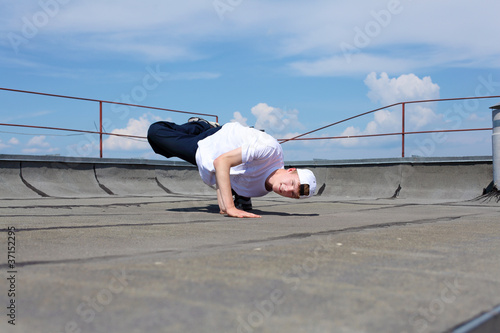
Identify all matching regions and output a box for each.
[250,209,319,217]
[168,205,319,217]
[168,204,221,214]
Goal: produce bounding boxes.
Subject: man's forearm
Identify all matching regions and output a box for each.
[216,188,227,214]
[213,148,261,218]
[215,162,235,212]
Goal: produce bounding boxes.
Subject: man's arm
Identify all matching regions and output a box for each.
[213,147,261,218]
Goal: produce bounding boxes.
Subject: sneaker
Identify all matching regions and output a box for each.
[234,193,253,211]
[188,117,220,128]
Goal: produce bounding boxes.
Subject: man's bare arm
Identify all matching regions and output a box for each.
[213,147,261,218]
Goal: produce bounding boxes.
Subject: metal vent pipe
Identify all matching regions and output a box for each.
[492,103,500,189]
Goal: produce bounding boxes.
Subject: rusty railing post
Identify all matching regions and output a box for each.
[492,102,500,189]
[99,101,103,158]
[401,103,405,158]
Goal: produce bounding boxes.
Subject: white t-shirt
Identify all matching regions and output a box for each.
[195,122,284,197]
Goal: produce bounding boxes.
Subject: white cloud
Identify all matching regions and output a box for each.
[3,0,499,72]
[53,1,213,34]
[364,72,440,105]
[289,54,419,77]
[103,113,162,151]
[76,38,197,62]
[0,138,19,149]
[231,111,248,126]
[0,137,20,150]
[8,137,19,145]
[27,135,50,148]
[22,135,58,154]
[338,126,362,148]
[230,103,305,141]
[251,103,303,135]
[4,0,218,61]
[337,72,441,147]
[1,0,499,81]
[364,72,440,131]
[22,147,58,154]
[284,0,500,75]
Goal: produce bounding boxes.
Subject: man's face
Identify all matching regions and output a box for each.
[272,168,300,199]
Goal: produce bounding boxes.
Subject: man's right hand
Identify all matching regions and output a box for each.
[223,207,261,218]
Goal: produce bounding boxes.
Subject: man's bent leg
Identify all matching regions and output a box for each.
[148,121,221,165]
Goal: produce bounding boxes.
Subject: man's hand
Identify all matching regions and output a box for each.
[224,207,261,218]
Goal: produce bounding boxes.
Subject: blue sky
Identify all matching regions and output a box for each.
[1,0,499,161]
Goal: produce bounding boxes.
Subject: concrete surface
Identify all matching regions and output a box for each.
[0,155,499,333]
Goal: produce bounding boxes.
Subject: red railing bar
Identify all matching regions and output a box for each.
[0,87,219,158]
[280,95,500,144]
[102,100,218,122]
[2,122,490,142]
[0,123,146,140]
[278,127,493,142]
[0,87,218,121]
[278,102,401,144]
[0,87,101,103]
[403,95,500,104]
[405,127,493,135]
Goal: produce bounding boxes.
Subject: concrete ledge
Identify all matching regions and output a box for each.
[303,162,493,201]
[286,156,493,201]
[0,154,494,200]
[0,154,195,167]
[1,154,491,167]
[21,161,105,198]
[0,161,41,198]
[287,155,493,167]
[0,154,207,198]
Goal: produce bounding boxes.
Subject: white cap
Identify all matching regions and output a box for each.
[297,169,317,199]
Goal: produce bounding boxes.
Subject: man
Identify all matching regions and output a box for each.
[147,117,317,218]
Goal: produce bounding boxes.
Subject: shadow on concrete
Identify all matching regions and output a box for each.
[252,209,320,217]
[167,204,220,214]
[167,205,320,217]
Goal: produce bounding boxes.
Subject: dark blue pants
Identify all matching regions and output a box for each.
[147,121,222,166]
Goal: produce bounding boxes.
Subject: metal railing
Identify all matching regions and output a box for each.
[0,87,219,158]
[1,88,499,159]
[279,96,500,158]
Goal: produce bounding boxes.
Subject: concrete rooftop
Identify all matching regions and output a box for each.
[0,155,499,333]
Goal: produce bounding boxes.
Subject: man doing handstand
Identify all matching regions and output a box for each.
[147,118,317,218]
